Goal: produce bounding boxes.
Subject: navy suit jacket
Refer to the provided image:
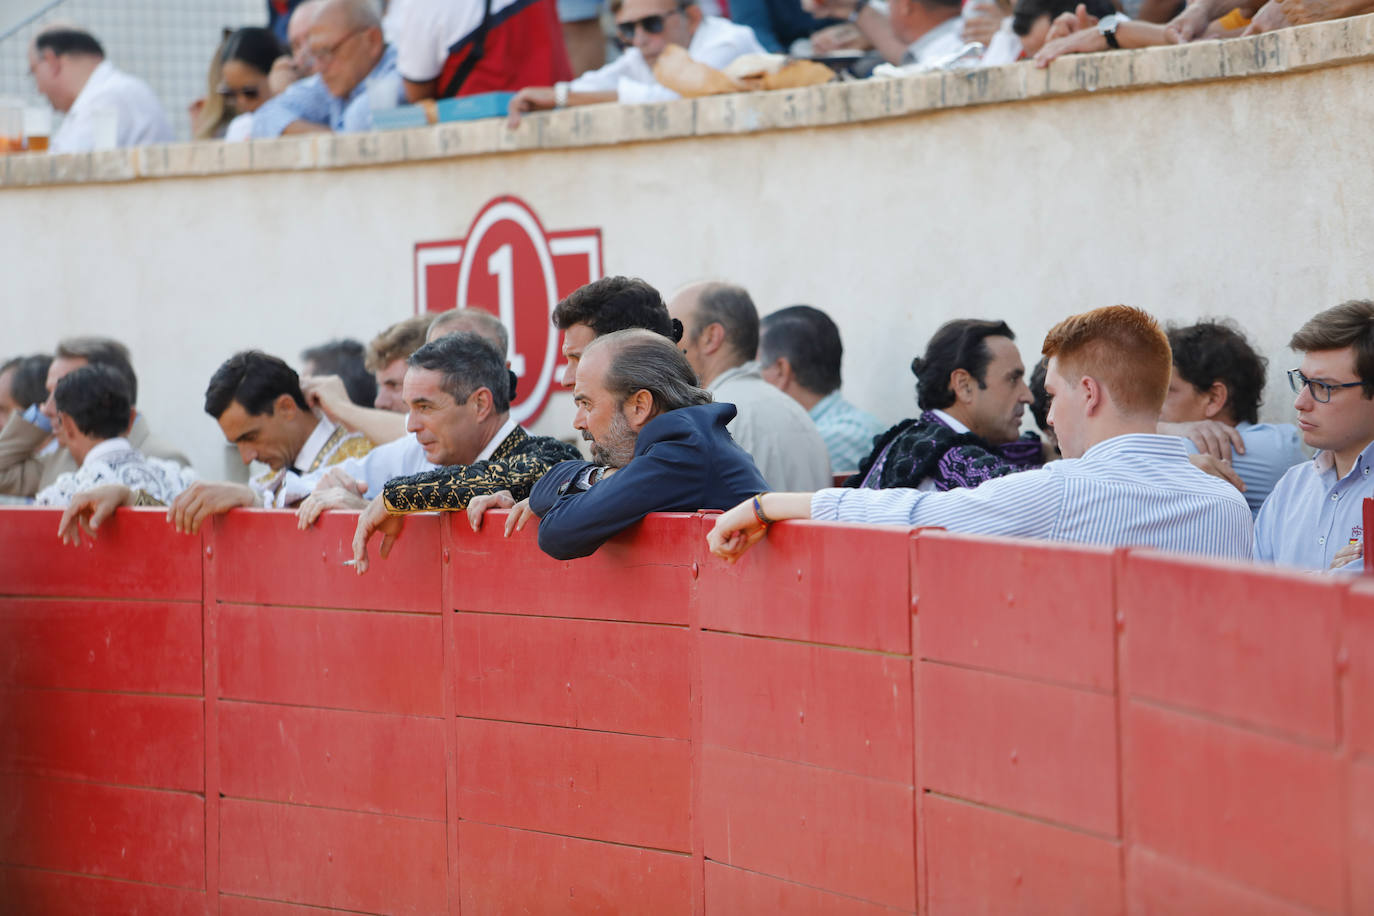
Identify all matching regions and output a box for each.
[529,402,768,560]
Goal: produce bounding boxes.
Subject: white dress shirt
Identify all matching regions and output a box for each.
[34,437,196,507]
[51,61,173,153]
[901,16,966,67]
[812,433,1253,559]
[710,362,832,491]
[295,433,437,501]
[569,16,766,104]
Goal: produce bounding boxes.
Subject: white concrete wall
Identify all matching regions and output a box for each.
[3,20,1373,479]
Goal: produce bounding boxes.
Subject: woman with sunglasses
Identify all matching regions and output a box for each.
[220,27,286,142]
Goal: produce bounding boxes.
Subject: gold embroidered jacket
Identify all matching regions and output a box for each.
[383,426,581,513]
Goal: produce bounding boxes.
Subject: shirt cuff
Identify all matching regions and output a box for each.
[810,488,844,520]
[23,403,52,433]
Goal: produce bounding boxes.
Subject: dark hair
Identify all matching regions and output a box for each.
[1290,299,1374,398]
[912,319,1015,411]
[1012,0,1113,34]
[54,364,132,440]
[11,354,53,409]
[204,350,308,419]
[56,336,137,404]
[407,332,511,414]
[301,338,377,408]
[691,283,759,363]
[552,276,682,342]
[221,26,284,76]
[758,304,843,395]
[1028,355,1051,432]
[595,329,713,414]
[33,27,104,58]
[1166,320,1266,424]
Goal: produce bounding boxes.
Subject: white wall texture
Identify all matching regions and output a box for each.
[2,49,1372,480]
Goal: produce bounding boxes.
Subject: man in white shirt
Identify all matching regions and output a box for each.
[507,0,764,125]
[805,0,963,67]
[669,281,832,491]
[28,27,172,153]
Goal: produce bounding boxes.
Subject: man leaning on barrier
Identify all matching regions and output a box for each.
[708,305,1254,562]
[525,328,767,561]
[349,332,580,573]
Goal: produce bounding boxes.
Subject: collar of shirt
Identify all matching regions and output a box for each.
[707,361,763,392]
[930,408,971,434]
[66,60,116,119]
[810,390,843,422]
[293,413,338,474]
[1079,432,1188,463]
[476,418,518,464]
[82,436,133,465]
[1312,436,1374,482]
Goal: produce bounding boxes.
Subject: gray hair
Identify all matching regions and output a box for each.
[407,331,510,413]
[591,329,712,414]
[428,308,510,355]
[319,0,382,30]
[692,282,759,363]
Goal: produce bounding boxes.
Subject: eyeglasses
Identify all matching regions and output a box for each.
[310,26,366,65]
[218,85,261,101]
[615,8,683,42]
[1288,368,1364,403]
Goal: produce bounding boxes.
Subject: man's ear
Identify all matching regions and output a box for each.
[1081,375,1105,415]
[625,388,656,428]
[773,356,795,389]
[274,393,297,417]
[58,412,78,443]
[949,368,975,404]
[469,387,494,422]
[684,4,704,27]
[1203,381,1230,420]
[699,322,727,357]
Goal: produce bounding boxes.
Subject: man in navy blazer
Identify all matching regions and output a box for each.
[529,329,767,560]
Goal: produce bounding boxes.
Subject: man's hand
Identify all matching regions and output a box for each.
[809,22,869,53]
[268,55,300,96]
[58,484,135,546]
[1044,3,1098,42]
[1242,0,1291,34]
[1332,539,1363,570]
[961,0,1005,46]
[1159,420,1246,462]
[1188,453,1246,492]
[297,482,369,530]
[350,494,405,575]
[1164,0,1214,40]
[467,490,538,537]
[167,481,256,534]
[1034,24,1107,65]
[300,375,352,425]
[507,87,556,129]
[706,499,770,564]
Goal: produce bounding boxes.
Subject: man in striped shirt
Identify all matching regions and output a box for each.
[708,305,1254,561]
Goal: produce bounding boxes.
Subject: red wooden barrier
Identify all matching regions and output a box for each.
[1,505,1371,915]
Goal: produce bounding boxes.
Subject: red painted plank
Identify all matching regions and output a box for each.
[457,820,693,915]
[0,773,203,888]
[0,507,201,600]
[704,862,909,915]
[699,632,913,782]
[923,794,1123,916]
[1120,553,1340,745]
[698,521,912,653]
[210,510,442,612]
[1125,847,1325,916]
[454,613,691,738]
[1352,761,1374,916]
[700,745,915,910]
[1123,702,1344,912]
[0,866,205,916]
[915,531,1115,689]
[0,688,203,791]
[455,718,692,851]
[1347,583,1374,760]
[221,898,372,916]
[219,798,447,914]
[218,701,446,820]
[447,511,698,624]
[919,663,1119,837]
[0,599,201,693]
[218,604,443,716]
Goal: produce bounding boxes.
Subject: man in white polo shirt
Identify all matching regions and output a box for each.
[28,26,172,152]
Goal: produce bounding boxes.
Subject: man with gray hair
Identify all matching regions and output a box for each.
[669,282,832,490]
[349,332,580,572]
[525,328,768,560]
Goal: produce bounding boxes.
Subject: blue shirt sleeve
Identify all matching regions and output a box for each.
[251,76,332,137]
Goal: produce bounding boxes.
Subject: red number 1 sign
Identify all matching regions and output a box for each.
[414,196,604,426]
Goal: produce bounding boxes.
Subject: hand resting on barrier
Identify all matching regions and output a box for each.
[350,493,404,575]
[57,483,137,546]
[296,470,369,529]
[466,489,539,537]
[707,492,814,564]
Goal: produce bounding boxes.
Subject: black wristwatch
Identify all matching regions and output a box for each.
[1097,12,1127,48]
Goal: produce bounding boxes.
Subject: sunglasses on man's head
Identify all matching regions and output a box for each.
[218,85,261,100]
[616,8,682,42]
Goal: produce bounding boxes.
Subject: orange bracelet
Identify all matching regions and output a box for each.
[752,493,774,526]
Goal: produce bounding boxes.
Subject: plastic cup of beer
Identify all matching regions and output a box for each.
[0,103,21,154]
[24,107,51,152]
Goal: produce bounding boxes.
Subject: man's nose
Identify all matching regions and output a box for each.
[561,364,576,389]
[236,444,255,465]
[405,411,422,434]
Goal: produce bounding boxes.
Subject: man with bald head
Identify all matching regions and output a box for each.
[268,0,324,95]
[525,328,767,560]
[669,282,832,490]
[251,0,404,136]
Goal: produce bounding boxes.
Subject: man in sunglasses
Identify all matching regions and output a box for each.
[507,0,765,127]
[1255,299,1374,571]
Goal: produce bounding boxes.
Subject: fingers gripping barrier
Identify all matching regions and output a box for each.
[0,506,1371,914]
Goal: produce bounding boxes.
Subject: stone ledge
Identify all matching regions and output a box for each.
[2,13,1370,189]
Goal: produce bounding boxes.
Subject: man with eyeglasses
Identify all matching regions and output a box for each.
[251,0,404,137]
[27,26,172,152]
[507,0,765,127]
[1255,299,1374,571]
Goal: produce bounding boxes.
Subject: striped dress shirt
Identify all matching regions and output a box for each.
[811,433,1253,559]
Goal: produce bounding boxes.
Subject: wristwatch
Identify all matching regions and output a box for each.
[553,81,570,109]
[1096,12,1128,48]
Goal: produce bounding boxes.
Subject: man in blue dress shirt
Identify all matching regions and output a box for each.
[1255,300,1374,571]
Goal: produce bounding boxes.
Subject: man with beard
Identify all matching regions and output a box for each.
[527,328,767,560]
